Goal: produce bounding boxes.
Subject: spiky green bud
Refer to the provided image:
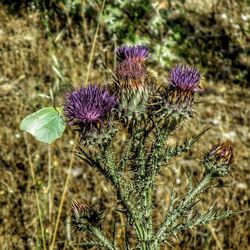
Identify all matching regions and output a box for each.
[203,140,234,176]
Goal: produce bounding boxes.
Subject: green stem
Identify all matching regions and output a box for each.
[145,187,153,240]
[90,227,118,250]
[143,129,168,240]
[104,149,144,249]
[152,172,213,248]
[135,224,148,250]
[119,134,134,173]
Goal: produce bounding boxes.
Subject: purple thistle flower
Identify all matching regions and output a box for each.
[64,85,117,132]
[153,65,202,118]
[116,45,149,62]
[168,65,201,92]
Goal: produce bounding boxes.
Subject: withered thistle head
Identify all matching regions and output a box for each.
[64,84,117,133]
[203,140,234,176]
[116,45,149,63]
[71,200,102,231]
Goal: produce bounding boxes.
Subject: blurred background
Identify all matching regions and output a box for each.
[0,0,249,249]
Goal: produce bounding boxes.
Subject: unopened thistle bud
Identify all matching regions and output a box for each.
[115,45,149,90]
[114,45,152,123]
[71,200,102,231]
[203,140,234,176]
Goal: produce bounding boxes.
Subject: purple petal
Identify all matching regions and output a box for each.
[64,84,117,130]
[168,65,201,92]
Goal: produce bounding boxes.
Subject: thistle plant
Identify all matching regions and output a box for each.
[64,45,235,249]
[20,45,236,249]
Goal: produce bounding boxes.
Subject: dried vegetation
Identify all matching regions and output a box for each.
[0,2,249,250]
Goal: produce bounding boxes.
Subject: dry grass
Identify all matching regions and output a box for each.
[0,5,249,250]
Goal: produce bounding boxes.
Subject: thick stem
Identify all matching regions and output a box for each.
[135,224,148,250]
[142,130,168,241]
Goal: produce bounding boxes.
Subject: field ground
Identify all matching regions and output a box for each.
[0,5,249,250]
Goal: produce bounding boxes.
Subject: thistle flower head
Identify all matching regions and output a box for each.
[114,45,151,124]
[160,65,201,115]
[207,140,234,166]
[116,45,149,63]
[115,45,149,90]
[151,65,202,122]
[168,65,201,92]
[115,59,147,88]
[204,140,233,176]
[114,58,150,122]
[71,200,102,231]
[64,84,117,133]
